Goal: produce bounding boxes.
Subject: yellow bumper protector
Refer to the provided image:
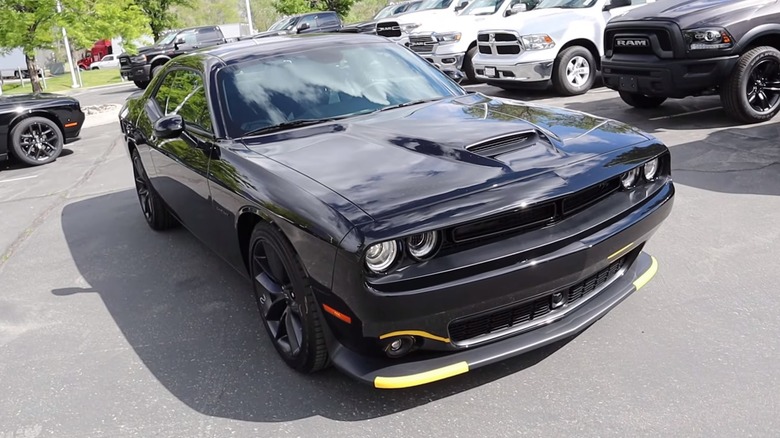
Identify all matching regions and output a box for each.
[633,256,658,290]
[374,362,470,389]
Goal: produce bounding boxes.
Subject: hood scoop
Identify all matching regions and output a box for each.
[465,130,551,158]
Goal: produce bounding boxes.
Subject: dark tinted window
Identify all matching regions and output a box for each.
[154,70,212,132]
[197,27,221,42]
[298,14,317,29]
[176,30,197,45]
[317,12,340,27]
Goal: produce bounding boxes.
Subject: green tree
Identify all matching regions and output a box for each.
[172,0,241,28]
[0,0,148,93]
[134,0,190,41]
[273,0,355,19]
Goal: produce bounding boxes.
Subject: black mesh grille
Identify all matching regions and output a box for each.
[497,45,521,55]
[561,179,620,215]
[448,257,627,343]
[606,28,673,54]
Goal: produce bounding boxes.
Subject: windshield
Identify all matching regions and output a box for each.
[268,16,296,31]
[535,0,596,9]
[417,0,455,10]
[374,5,398,19]
[218,43,464,137]
[460,0,505,15]
[155,32,177,46]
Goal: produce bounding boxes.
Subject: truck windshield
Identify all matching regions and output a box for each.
[218,42,464,137]
[155,33,178,46]
[460,0,505,15]
[417,0,455,10]
[536,0,596,9]
[269,17,296,31]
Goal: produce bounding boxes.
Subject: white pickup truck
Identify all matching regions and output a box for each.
[472,0,653,95]
[407,0,539,80]
[375,0,472,45]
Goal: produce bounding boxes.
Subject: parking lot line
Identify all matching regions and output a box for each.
[0,175,39,183]
[649,107,721,121]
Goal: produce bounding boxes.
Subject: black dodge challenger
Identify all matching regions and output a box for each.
[0,93,84,166]
[119,34,674,389]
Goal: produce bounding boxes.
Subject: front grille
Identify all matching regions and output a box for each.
[408,35,437,54]
[376,21,401,38]
[446,177,621,245]
[476,31,522,56]
[448,256,627,343]
[605,28,673,55]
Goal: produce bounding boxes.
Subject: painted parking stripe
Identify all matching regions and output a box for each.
[0,175,39,183]
[649,107,721,121]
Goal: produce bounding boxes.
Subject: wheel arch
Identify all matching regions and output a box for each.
[149,55,171,71]
[557,39,601,70]
[736,26,780,52]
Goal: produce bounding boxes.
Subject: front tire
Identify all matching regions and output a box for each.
[552,46,596,96]
[250,222,329,373]
[131,148,177,230]
[462,46,478,82]
[721,46,780,123]
[619,91,667,108]
[10,117,64,166]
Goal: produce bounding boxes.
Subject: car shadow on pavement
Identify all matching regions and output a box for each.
[667,122,780,196]
[54,189,572,422]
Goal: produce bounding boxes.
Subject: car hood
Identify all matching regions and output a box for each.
[242,94,654,220]
[610,0,775,28]
[0,93,78,109]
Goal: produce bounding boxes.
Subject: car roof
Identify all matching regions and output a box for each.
[198,33,391,65]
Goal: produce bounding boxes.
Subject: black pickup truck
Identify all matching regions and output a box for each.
[119,26,227,89]
[602,0,780,123]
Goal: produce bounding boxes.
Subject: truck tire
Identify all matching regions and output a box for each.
[552,46,596,96]
[462,46,478,82]
[151,64,164,80]
[133,80,149,89]
[618,92,667,108]
[721,46,780,123]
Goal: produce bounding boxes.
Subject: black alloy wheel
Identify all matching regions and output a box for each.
[250,223,328,373]
[722,46,780,123]
[130,148,177,230]
[10,117,63,166]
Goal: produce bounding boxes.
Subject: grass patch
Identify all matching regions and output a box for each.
[1,69,125,95]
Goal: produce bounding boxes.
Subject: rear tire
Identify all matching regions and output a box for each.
[462,46,478,82]
[133,80,149,89]
[552,46,596,96]
[618,91,667,108]
[131,148,177,231]
[721,46,780,124]
[249,222,329,373]
[151,64,164,80]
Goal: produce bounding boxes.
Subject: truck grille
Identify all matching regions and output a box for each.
[448,256,627,344]
[119,55,130,66]
[376,21,402,38]
[408,35,437,54]
[477,31,521,55]
[604,23,679,59]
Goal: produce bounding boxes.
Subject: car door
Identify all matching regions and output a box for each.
[146,68,218,243]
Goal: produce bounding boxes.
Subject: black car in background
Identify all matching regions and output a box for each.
[340,0,424,34]
[254,11,343,37]
[119,26,227,89]
[0,94,84,167]
[119,34,673,388]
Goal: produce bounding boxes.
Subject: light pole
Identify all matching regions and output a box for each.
[56,0,80,88]
[245,0,255,35]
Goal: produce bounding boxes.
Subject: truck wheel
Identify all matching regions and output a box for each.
[462,46,478,82]
[721,46,780,123]
[552,46,596,96]
[618,92,667,108]
[151,64,164,80]
[133,80,149,89]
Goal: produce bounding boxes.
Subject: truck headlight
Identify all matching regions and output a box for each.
[683,28,733,50]
[435,32,462,44]
[401,23,421,34]
[130,54,146,63]
[521,34,555,50]
[365,241,399,273]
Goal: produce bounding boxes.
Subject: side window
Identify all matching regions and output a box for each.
[153,70,212,132]
[317,13,340,27]
[197,27,221,43]
[299,14,317,29]
[631,0,647,4]
[103,55,114,61]
[177,30,197,45]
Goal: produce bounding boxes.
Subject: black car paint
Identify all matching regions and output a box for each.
[120,34,673,387]
[249,12,343,39]
[0,93,84,162]
[603,0,780,97]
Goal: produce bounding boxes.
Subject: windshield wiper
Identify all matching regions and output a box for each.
[372,97,443,114]
[243,118,340,136]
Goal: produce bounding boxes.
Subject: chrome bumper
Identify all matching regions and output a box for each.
[474,60,554,82]
[418,52,466,70]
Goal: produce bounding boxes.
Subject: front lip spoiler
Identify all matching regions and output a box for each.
[327,252,658,389]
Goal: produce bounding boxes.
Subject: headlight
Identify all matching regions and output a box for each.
[435,32,462,44]
[521,34,555,51]
[406,231,440,260]
[401,23,421,33]
[130,54,146,63]
[643,158,659,181]
[683,28,733,50]
[365,241,399,273]
[620,167,641,189]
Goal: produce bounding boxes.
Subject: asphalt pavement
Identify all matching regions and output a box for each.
[1,82,779,437]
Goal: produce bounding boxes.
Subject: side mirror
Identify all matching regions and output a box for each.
[603,0,630,11]
[297,22,311,33]
[443,69,465,84]
[174,36,186,45]
[505,3,527,16]
[154,114,184,139]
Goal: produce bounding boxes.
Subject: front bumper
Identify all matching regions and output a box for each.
[120,64,151,83]
[602,55,739,98]
[474,59,554,83]
[330,252,658,388]
[418,52,465,71]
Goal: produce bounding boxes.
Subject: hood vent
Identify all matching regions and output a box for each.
[465,130,545,157]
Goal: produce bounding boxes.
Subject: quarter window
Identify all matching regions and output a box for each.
[153,70,212,132]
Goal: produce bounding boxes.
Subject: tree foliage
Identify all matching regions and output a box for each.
[272,0,356,19]
[0,0,148,93]
[171,0,241,28]
[133,0,190,41]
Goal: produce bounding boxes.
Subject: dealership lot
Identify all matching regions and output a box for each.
[1,84,779,437]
